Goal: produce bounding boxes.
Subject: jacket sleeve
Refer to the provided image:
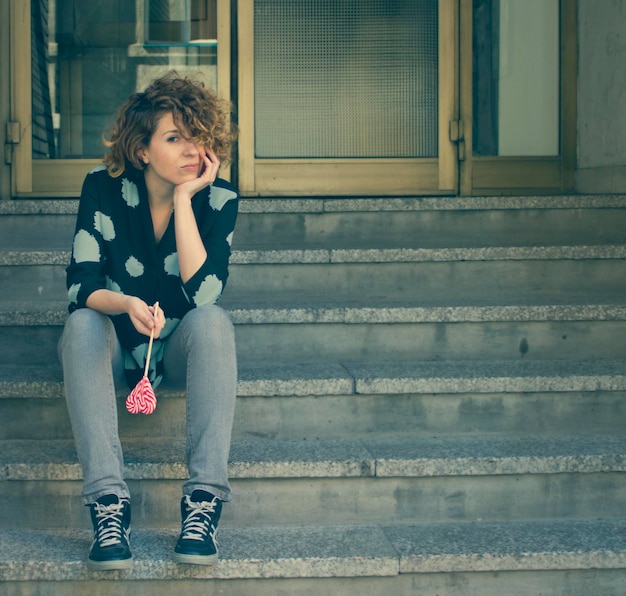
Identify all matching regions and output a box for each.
[66,170,110,312]
[181,181,239,307]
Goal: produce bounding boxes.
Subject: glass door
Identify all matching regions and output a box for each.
[11,0,575,198]
[459,0,577,195]
[237,0,459,196]
[11,0,231,197]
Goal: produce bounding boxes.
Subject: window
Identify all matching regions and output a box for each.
[13,0,229,196]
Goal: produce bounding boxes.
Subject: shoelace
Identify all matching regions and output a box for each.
[93,501,128,548]
[180,496,219,542]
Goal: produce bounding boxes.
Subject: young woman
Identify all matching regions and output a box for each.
[59,72,238,570]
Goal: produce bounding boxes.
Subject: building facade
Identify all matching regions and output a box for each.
[0,0,625,200]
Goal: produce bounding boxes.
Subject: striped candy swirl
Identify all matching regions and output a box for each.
[126,376,157,415]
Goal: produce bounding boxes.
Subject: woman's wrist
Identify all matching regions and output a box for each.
[122,294,135,315]
[173,191,193,210]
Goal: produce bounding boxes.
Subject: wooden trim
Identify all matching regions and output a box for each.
[236,0,255,193]
[438,0,459,193]
[247,160,444,197]
[10,0,33,194]
[1,1,11,200]
[472,157,562,190]
[459,0,474,196]
[217,0,230,102]
[217,0,232,181]
[27,160,99,196]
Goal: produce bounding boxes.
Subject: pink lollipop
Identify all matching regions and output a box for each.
[126,302,160,415]
[126,376,157,415]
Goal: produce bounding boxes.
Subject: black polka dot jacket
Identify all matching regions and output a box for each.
[66,165,239,389]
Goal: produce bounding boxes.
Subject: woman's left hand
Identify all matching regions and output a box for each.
[174,147,220,204]
[149,302,166,338]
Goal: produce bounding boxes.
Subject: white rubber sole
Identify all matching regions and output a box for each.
[87,556,133,571]
[173,551,219,566]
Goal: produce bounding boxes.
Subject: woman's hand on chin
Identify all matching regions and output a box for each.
[174,147,220,206]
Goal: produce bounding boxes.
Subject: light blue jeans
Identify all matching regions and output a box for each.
[58,305,237,505]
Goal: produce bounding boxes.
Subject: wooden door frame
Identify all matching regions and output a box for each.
[236,0,460,197]
[9,0,232,198]
[10,0,574,198]
[459,0,577,196]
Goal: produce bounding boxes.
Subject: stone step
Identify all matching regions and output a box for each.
[4,244,626,266]
[3,245,626,303]
[2,300,626,365]
[3,196,626,252]
[0,519,624,595]
[2,196,626,594]
[1,434,624,529]
[5,470,623,534]
[2,360,626,441]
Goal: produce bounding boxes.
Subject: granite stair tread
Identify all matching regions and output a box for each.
[0,361,355,399]
[3,195,626,215]
[1,518,625,582]
[3,359,626,400]
[2,433,625,481]
[2,299,626,327]
[4,244,626,266]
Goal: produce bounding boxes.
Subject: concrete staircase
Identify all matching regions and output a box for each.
[1,195,626,595]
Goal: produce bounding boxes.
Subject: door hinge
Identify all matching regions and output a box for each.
[6,121,21,144]
[5,122,21,164]
[449,120,466,161]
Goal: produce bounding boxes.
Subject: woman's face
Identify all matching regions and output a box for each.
[139,112,203,189]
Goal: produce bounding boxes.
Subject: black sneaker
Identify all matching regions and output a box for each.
[173,490,222,565]
[87,494,132,571]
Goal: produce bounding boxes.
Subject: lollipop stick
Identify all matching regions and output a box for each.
[143,302,159,378]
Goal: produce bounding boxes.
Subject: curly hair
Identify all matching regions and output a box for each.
[103,71,237,177]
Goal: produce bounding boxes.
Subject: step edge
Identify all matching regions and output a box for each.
[3,360,626,398]
[4,195,626,216]
[1,518,625,581]
[4,244,626,266]
[2,434,625,481]
[2,303,626,326]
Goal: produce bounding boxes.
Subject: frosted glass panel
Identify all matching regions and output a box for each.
[254,0,438,159]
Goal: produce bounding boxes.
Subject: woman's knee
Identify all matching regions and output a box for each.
[59,308,113,357]
[63,308,111,338]
[185,304,235,340]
